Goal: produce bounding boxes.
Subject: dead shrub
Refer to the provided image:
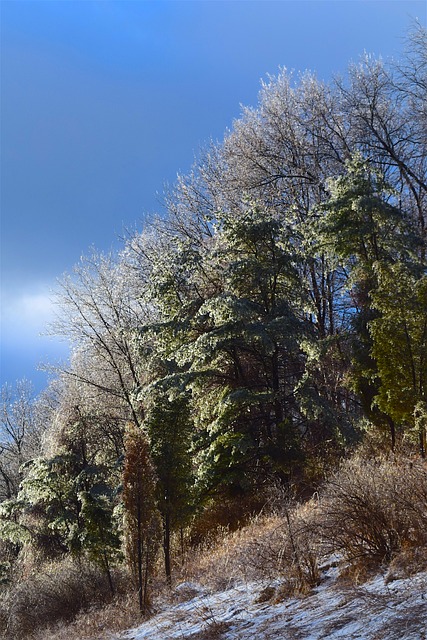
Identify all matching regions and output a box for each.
[26,592,141,640]
[179,499,322,597]
[386,546,427,582]
[277,499,321,593]
[318,454,427,567]
[336,557,380,586]
[255,585,276,603]
[3,557,124,639]
[187,620,232,640]
[392,457,427,542]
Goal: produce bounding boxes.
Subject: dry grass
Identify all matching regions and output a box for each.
[176,500,322,597]
[385,546,427,583]
[177,513,288,589]
[2,558,129,640]
[3,452,426,639]
[176,453,427,596]
[185,620,232,640]
[26,593,142,640]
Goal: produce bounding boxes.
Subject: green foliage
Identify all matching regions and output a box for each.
[179,203,309,492]
[370,263,427,451]
[0,447,121,570]
[145,391,194,526]
[144,390,195,583]
[319,154,422,449]
[321,153,415,268]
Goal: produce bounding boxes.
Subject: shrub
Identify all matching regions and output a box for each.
[26,593,141,640]
[179,499,322,596]
[318,454,427,566]
[277,499,321,593]
[3,557,122,639]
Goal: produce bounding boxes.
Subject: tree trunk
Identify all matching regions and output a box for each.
[387,415,396,452]
[103,550,115,596]
[163,511,172,587]
[143,547,150,612]
[137,502,144,614]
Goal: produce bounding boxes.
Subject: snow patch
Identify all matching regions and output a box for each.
[112,564,427,640]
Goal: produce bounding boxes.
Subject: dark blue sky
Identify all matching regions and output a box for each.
[1,0,426,392]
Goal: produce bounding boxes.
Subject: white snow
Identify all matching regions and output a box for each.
[111,562,427,640]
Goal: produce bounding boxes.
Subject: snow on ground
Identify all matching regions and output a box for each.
[111,563,427,640]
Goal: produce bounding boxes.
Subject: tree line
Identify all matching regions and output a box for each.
[1,24,426,609]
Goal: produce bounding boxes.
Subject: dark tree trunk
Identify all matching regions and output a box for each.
[103,550,115,596]
[387,415,396,452]
[163,511,172,587]
[137,502,144,614]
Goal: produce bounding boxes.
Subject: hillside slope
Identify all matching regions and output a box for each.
[113,563,427,640]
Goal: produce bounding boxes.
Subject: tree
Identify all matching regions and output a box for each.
[122,423,160,613]
[320,154,419,449]
[144,390,194,585]
[78,489,121,594]
[338,41,427,260]
[0,380,43,501]
[370,263,427,454]
[0,404,122,590]
[51,251,151,429]
[162,201,310,494]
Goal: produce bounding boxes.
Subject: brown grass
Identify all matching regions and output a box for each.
[176,499,322,597]
[4,451,426,639]
[185,620,232,640]
[2,558,129,640]
[26,593,142,640]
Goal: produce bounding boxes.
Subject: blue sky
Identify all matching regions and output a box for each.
[1,0,426,393]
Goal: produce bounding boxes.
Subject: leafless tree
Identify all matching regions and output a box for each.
[0,380,43,500]
[50,251,153,428]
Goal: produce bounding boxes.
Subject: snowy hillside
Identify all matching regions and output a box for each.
[113,563,427,640]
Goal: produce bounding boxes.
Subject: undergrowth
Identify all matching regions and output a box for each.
[1,452,426,639]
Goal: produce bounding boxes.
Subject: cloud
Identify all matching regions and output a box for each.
[1,288,57,344]
[1,284,69,388]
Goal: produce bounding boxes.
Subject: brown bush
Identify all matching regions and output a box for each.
[385,546,427,582]
[25,592,141,640]
[3,557,125,639]
[318,454,427,566]
[178,499,322,597]
[277,499,321,592]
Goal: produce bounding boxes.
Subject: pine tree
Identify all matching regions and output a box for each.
[320,154,419,449]
[177,201,308,493]
[370,263,427,454]
[144,390,194,586]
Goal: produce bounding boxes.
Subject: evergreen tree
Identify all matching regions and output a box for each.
[144,390,195,585]
[0,450,121,583]
[122,423,160,613]
[174,202,308,493]
[370,263,427,454]
[320,154,419,448]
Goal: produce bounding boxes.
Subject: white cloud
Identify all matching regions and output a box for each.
[1,286,57,345]
[0,284,69,387]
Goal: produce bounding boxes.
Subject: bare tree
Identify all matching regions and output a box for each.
[50,251,153,428]
[0,380,43,500]
[337,44,427,257]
